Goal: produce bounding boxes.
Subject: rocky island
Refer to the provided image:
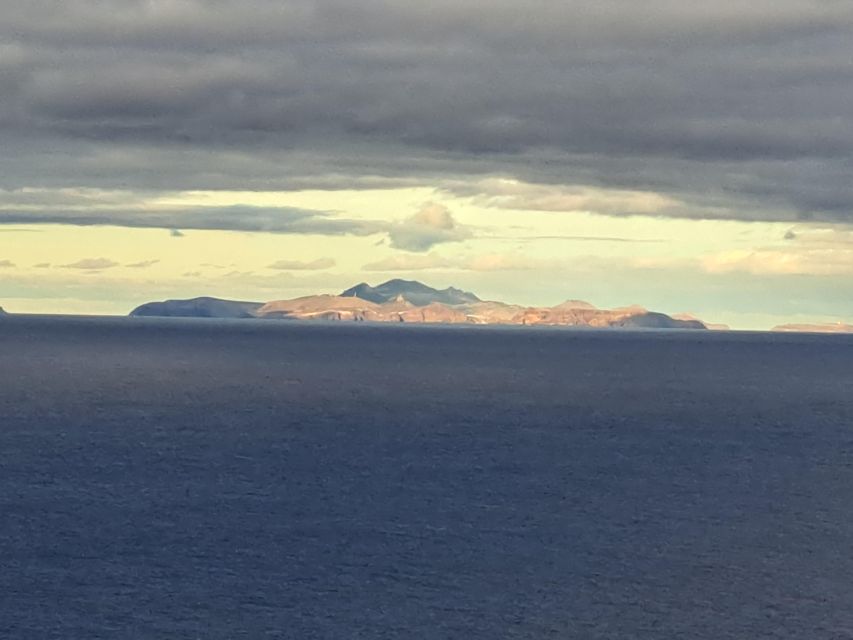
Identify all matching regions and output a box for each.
[772,323,853,334]
[131,279,709,329]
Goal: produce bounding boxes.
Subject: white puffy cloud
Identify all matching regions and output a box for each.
[388,203,471,252]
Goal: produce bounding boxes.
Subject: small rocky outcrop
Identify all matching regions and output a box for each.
[772,323,853,333]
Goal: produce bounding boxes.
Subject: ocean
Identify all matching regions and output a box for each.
[2,315,853,638]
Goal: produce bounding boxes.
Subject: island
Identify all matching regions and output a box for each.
[130,279,709,329]
[130,297,263,319]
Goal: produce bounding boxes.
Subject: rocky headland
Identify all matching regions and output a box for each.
[130,296,263,319]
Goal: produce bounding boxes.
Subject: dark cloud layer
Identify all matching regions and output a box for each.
[2,1,853,222]
[0,205,383,236]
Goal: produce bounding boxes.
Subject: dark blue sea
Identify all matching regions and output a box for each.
[3,315,853,638]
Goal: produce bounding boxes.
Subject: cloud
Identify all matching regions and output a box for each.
[362,254,454,271]
[490,234,663,244]
[444,178,683,216]
[0,187,149,208]
[268,257,336,270]
[0,259,15,268]
[363,251,558,272]
[462,253,548,271]
[788,227,853,247]
[126,259,160,268]
[388,203,471,252]
[1,2,853,225]
[701,251,774,275]
[34,262,50,268]
[61,258,119,270]
[701,227,853,275]
[170,229,185,237]
[0,205,385,236]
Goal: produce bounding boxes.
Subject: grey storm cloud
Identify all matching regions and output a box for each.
[0,205,385,236]
[2,1,853,222]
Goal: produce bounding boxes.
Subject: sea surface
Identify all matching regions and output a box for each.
[2,315,853,639]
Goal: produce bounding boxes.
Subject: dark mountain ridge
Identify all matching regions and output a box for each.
[341,279,480,306]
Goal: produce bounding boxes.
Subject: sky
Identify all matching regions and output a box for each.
[2,1,853,329]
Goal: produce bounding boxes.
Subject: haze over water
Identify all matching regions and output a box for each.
[3,316,853,638]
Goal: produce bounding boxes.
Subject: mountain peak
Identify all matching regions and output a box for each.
[340,279,480,306]
[554,299,597,311]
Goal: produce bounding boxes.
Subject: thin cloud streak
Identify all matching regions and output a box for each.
[126,259,160,268]
[486,235,665,243]
[268,258,336,270]
[60,258,119,270]
[362,252,563,272]
[0,205,385,236]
